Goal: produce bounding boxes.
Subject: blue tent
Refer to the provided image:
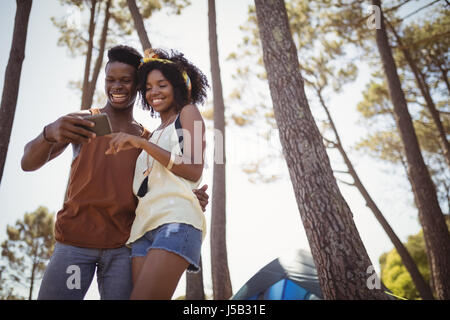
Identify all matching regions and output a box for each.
[231,249,323,300]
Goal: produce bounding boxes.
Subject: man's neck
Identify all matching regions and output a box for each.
[101,104,135,124]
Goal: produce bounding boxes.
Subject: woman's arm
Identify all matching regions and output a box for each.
[105,105,205,182]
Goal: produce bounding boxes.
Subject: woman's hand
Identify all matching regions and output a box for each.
[105,133,145,155]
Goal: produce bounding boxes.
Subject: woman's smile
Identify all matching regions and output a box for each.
[150,97,165,108]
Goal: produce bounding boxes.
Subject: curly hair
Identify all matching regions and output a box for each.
[107,45,142,70]
[138,49,209,117]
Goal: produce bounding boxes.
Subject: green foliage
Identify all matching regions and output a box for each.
[51,0,190,57]
[0,207,55,300]
[0,266,23,300]
[353,4,450,213]
[355,76,450,212]
[388,7,449,115]
[380,216,450,299]
[227,0,360,183]
[51,0,191,104]
[355,130,404,164]
[398,6,449,95]
[110,0,191,37]
[227,0,448,188]
[357,80,393,119]
[52,0,190,55]
[379,231,429,300]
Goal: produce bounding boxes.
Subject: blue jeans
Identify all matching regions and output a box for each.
[37,242,132,300]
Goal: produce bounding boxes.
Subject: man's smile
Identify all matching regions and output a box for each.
[110,93,128,104]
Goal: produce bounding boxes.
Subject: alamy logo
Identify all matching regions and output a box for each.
[66,265,81,290]
[366,5,381,30]
[366,265,381,290]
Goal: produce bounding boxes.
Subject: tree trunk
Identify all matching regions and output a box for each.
[438,64,450,95]
[415,66,450,166]
[80,0,97,110]
[317,89,435,300]
[208,0,233,300]
[83,0,111,110]
[372,0,450,300]
[126,0,152,51]
[126,0,208,300]
[387,20,450,168]
[186,255,205,300]
[28,248,37,300]
[0,0,32,185]
[254,0,388,300]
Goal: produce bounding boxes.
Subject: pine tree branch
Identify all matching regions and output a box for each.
[401,0,441,21]
[322,136,337,148]
[334,169,351,175]
[335,177,355,186]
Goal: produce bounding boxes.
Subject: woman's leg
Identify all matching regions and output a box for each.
[131,256,146,286]
[130,248,189,300]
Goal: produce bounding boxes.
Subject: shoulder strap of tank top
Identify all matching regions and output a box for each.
[139,124,151,139]
[89,108,101,115]
[174,113,184,154]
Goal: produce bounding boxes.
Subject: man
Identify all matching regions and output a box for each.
[21,45,208,299]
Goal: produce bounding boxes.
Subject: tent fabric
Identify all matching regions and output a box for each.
[232,249,323,300]
[257,278,320,300]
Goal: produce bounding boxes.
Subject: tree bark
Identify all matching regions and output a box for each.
[28,246,37,300]
[83,0,111,110]
[208,0,233,300]
[372,0,450,300]
[124,0,207,300]
[317,88,434,300]
[254,0,388,300]
[80,0,97,110]
[126,0,152,51]
[0,0,32,185]
[186,255,205,300]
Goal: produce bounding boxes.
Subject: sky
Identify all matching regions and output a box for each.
[0,0,427,299]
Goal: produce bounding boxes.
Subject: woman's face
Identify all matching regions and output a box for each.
[145,69,175,114]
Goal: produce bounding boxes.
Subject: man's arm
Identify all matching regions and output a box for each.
[21,135,68,171]
[21,113,97,171]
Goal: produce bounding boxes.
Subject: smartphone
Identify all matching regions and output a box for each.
[80,113,112,136]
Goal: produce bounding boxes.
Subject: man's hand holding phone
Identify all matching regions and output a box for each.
[44,115,97,145]
[44,113,112,145]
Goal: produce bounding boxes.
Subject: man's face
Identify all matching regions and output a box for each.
[105,61,138,110]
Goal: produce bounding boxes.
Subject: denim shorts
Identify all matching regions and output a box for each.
[130,223,202,273]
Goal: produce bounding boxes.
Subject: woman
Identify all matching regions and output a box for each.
[105,48,209,299]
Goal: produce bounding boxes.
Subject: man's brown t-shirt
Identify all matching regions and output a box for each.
[54,109,150,248]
